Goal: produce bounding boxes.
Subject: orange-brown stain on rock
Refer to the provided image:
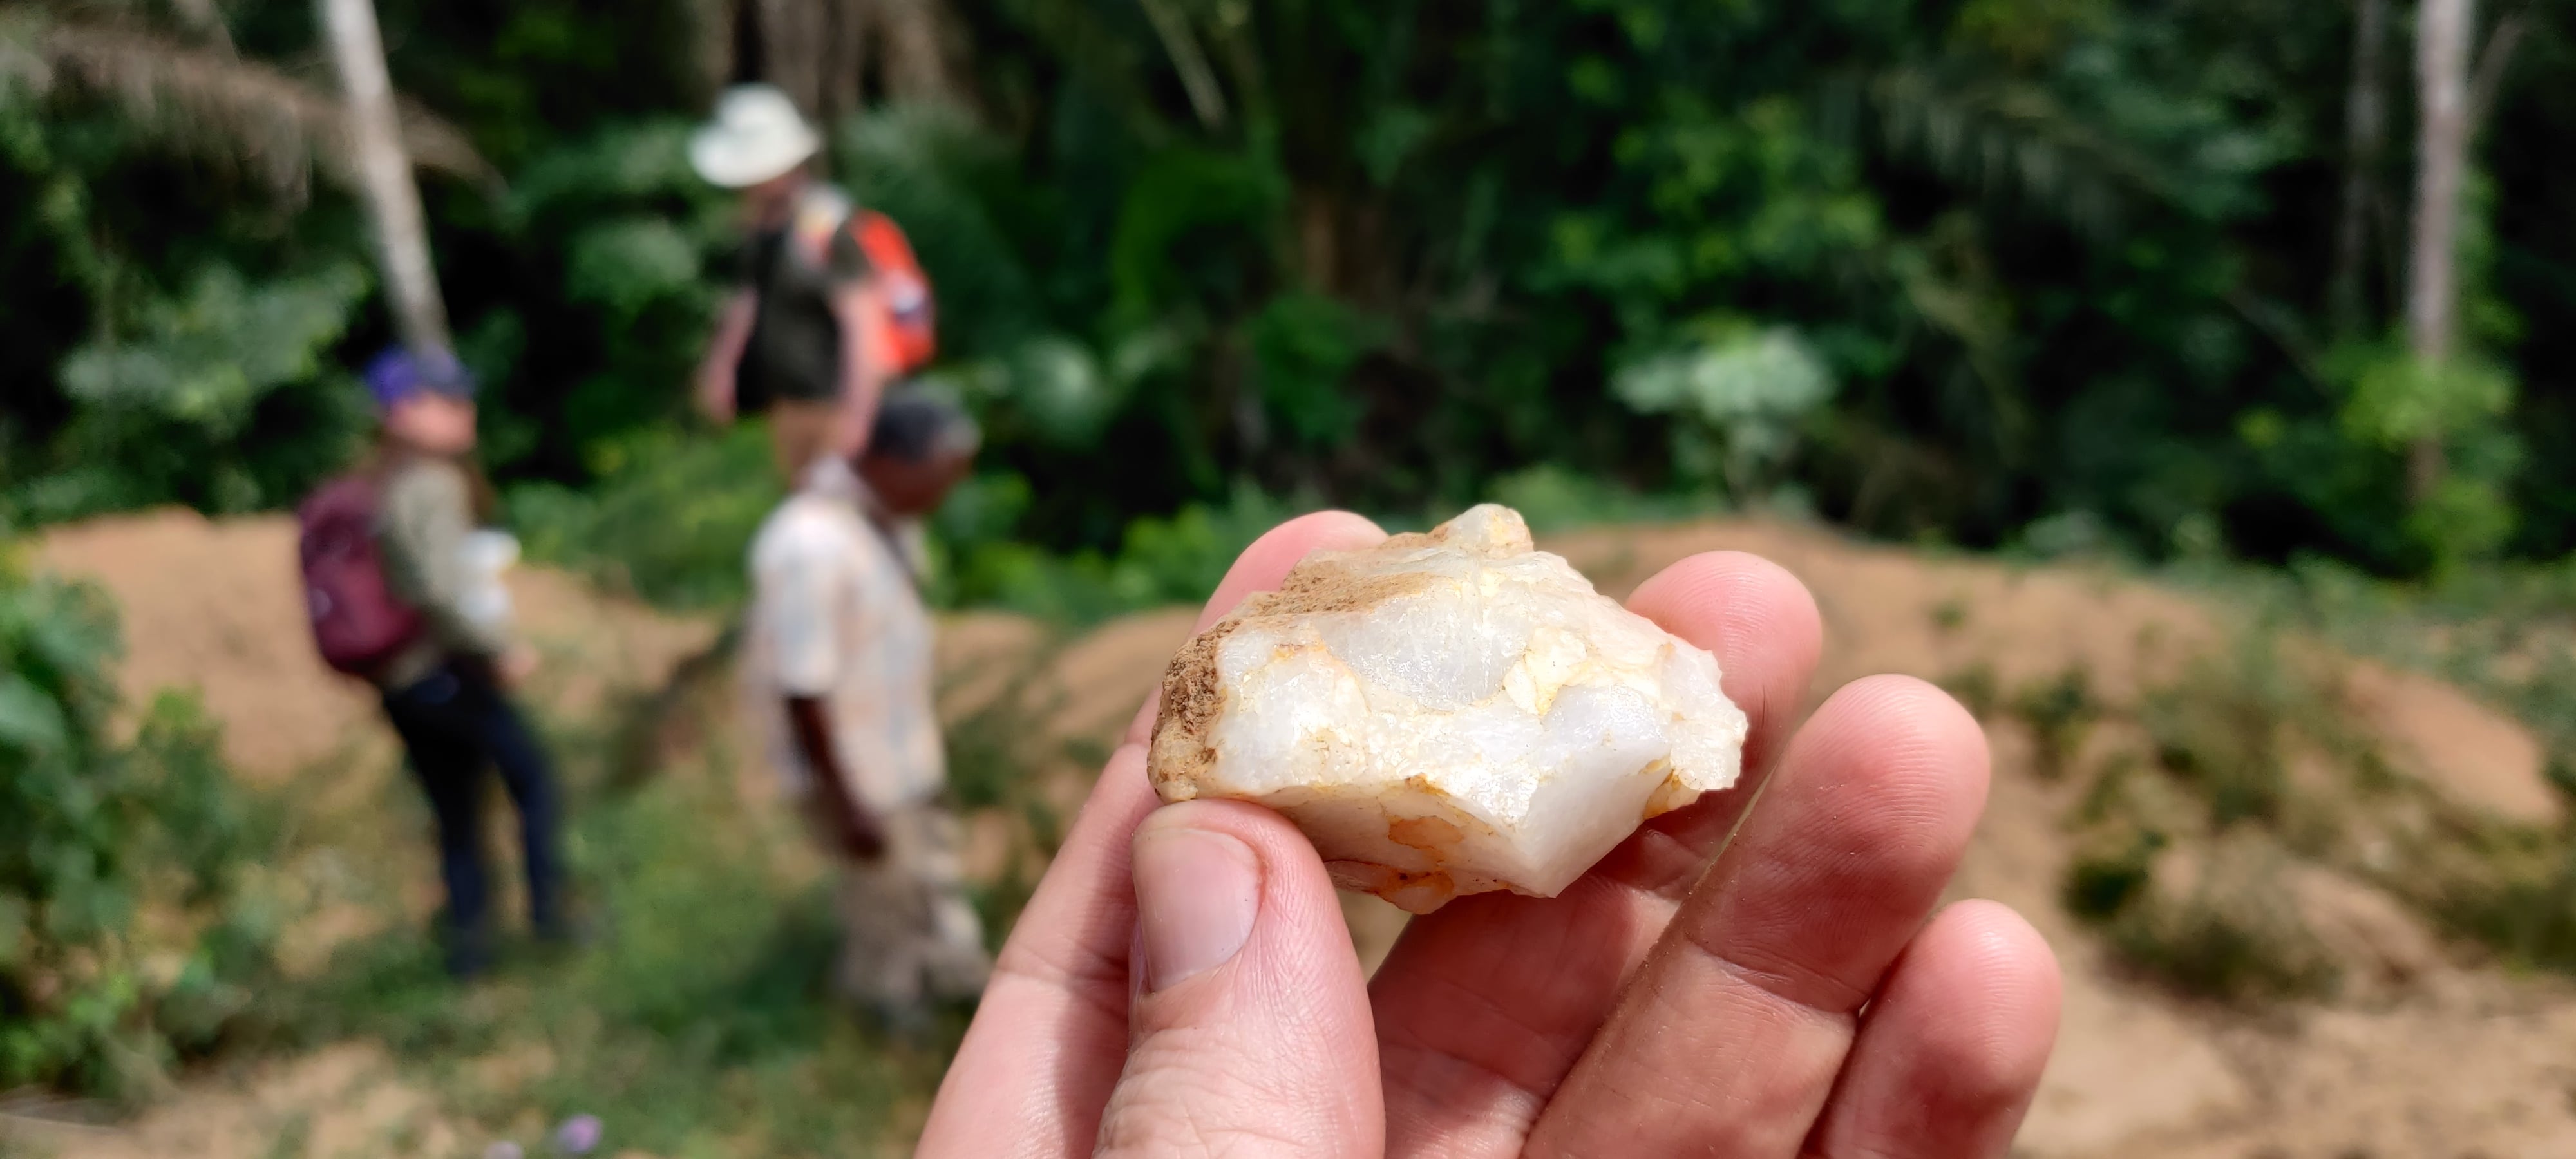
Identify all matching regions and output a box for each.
[1387,815,1464,852]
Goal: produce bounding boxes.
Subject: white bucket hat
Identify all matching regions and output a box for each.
[688,84,822,189]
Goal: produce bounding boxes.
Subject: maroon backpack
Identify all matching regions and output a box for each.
[298,474,424,676]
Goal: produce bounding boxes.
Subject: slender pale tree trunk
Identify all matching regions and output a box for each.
[2406,0,2475,499]
[1137,0,1227,127]
[320,0,450,353]
[2332,0,2389,334]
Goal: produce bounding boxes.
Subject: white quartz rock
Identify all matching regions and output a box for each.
[1148,504,1748,914]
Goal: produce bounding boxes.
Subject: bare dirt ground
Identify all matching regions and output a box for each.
[12,510,2576,1158]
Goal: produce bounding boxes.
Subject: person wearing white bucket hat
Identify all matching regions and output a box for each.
[688,84,822,189]
[690,84,940,483]
[695,86,976,1033]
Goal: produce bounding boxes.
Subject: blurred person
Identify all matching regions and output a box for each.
[745,391,989,1028]
[297,347,570,979]
[689,84,938,481]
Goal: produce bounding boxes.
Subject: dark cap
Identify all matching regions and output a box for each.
[364,345,476,411]
[866,390,981,464]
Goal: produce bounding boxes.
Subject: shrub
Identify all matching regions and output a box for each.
[2107,878,2339,1004]
[2065,819,2336,1004]
[942,484,1300,625]
[509,424,782,610]
[2011,666,2098,780]
[2137,632,2354,829]
[2063,826,2163,921]
[0,558,278,1100]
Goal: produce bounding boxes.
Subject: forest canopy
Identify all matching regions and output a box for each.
[6,0,2573,582]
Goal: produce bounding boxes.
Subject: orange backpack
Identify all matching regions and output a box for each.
[792,187,937,377]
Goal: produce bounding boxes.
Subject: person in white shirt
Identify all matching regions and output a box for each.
[745,391,989,1024]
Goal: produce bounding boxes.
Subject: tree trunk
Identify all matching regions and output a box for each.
[1137,0,1227,128]
[687,0,739,101]
[757,0,826,120]
[824,0,870,122]
[319,0,450,354]
[2406,0,2475,499]
[2331,0,2388,334]
[873,0,958,106]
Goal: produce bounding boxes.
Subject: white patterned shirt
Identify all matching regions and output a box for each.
[745,458,945,812]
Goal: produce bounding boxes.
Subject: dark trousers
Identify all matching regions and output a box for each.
[380,661,567,970]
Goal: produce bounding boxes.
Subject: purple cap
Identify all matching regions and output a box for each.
[364,345,475,410]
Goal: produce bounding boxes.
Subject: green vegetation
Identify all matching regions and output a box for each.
[0,557,279,1102]
[2097,834,2343,1004]
[2011,667,2098,781]
[15,0,2576,1138]
[2044,635,2357,1003]
[509,424,782,611]
[274,756,954,1157]
[12,0,2576,583]
[2023,617,2576,1003]
[238,614,1071,1155]
[2146,558,2576,977]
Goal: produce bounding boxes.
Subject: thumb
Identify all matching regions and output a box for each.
[1092,800,1385,1157]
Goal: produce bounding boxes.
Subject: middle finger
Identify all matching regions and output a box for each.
[1368,550,1824,1156]
[1522,675,1992,1156]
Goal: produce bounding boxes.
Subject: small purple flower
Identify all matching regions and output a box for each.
[553,1113,605,1155]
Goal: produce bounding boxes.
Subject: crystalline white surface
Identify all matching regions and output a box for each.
[1148,504,1748,914]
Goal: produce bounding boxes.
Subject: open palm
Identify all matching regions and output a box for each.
[918,513,2061,1157]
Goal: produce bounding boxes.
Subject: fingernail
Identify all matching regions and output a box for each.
[1132,824,1260,992]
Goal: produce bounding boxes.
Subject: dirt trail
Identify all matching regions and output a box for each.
[16,510,2576,1158]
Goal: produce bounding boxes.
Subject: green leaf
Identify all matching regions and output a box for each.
[0,672,68,754]
[0,892,26,970]
[566,218,704,320]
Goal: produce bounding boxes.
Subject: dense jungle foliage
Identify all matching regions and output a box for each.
[7,0,2576,582]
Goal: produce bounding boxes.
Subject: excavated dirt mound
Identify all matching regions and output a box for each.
[1549,520,2560,827]
[17,511,2576,1159]
[32,509,719,784]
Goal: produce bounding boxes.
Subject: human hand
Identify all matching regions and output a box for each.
[916,513,2062,1156]
[696,369,737,424]
[697,292,753,425]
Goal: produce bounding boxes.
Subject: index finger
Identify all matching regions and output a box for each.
[917,511,1387,1158]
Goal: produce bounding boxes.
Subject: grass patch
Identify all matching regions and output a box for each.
[272,756,954,1157]
[2136,632,2369,843]
[2102,845,2340,1003]
[2057,631,2362,1002]
[2430,845,2576,968]
[2011,667,2097,782]
[2065,784,2339,1003]
[2056,614,2576,996]
[2061,824,2162,922]
[232,636,1078,1156]
[1938,661,2000,721]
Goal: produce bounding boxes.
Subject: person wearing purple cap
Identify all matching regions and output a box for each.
[339,346,571,977]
